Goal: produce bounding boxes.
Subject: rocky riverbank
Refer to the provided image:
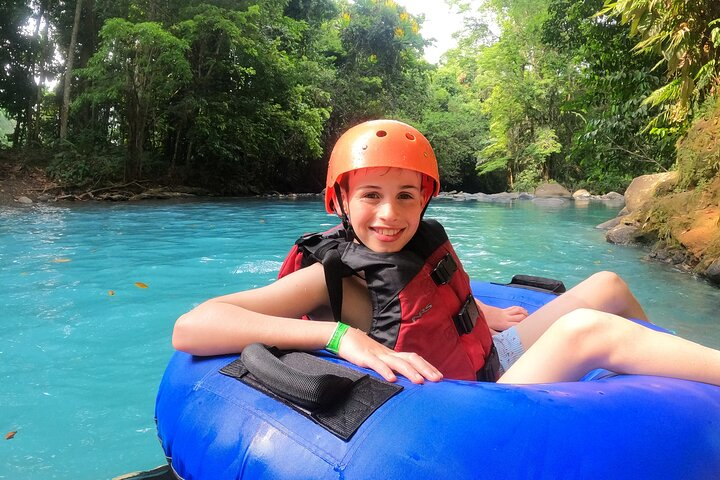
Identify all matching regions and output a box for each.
[436,182,625,206]
[0,160,53,206]
[0,158,206,205]
[597,172,720,285]
[4,158,718,286]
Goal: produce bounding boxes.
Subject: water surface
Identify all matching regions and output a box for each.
[1,197,718,478]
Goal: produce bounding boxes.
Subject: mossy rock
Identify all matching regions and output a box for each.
[677,97,720,189]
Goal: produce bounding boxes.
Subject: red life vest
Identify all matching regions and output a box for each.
[278,220,499,381]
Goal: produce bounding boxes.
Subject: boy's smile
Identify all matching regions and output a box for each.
[344,167,425,252]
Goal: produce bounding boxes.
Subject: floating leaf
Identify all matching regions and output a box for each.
[52,258,71,263]
[134,282,149,289]
[108,290,116,296]
[5,431,17,440]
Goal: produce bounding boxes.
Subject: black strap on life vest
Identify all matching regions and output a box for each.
[430,252,458,285]
[454,294,479,335]
[476,344,501,382]
[323,249,345,323]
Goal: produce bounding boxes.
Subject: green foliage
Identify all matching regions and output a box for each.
[171,3,333,191]
[0,109,15,147]
[513,166,543,193]
[417,63,489,191]
[544,0,676,192]
[327,0,431,133]
[462,0,579,190]
[0,0,38,143]
[47,146,125,186]
[601,0,720,130]
[3,0,711,196]
[76,18,191,180]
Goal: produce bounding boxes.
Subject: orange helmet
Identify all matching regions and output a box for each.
[325,119,441,214]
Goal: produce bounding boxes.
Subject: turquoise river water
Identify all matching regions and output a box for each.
[2,197,719,479]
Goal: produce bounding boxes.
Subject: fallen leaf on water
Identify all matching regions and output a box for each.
[52,258,71,263]
[6,431,17,440]
[134,282,149,289]
[108,290,115,296]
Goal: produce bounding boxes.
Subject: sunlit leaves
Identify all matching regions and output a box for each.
[602,0,720,128]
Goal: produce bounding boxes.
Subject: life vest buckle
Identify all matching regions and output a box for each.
[431,253,458,285]
[454,294,478,335]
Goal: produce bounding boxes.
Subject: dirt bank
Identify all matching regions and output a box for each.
[0,159,56,206]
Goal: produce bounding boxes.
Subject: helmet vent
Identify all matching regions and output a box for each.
[405,132,416,141]
[376,130,387,137]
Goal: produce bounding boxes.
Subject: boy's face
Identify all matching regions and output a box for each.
[344,167,424,253]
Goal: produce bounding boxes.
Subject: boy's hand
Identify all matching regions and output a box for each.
[480,301,528,332]
[337,327,443,384]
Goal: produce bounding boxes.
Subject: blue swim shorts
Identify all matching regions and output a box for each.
[492,326,525,375]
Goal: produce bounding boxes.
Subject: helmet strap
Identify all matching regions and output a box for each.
[419,178,437,220]
[420,198,431,220]
[333,183,356,243]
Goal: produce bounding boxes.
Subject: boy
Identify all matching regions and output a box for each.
[173,120,720,386]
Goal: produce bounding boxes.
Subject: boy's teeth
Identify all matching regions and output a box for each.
[376,228,400,236]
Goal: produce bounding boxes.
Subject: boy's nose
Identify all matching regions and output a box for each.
[378,200,399,220]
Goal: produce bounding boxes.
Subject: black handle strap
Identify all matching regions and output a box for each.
[509,275,566,294]
[221,346,404,440]
[240,343,353,410]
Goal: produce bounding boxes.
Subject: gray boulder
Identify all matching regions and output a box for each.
[534,182,572,198]
[572,189,591,198]
[596,217,622,230]
[623,172,679,213]
[606,223,642,245]
[704,259,720,285]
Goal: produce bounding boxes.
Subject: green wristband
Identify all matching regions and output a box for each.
[326,322,350,354]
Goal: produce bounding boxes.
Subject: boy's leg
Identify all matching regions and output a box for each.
[497,308,720,385]
[513,271,647,350]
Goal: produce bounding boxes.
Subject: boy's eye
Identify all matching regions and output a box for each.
[398,192,416,200]
[362,192,381,199]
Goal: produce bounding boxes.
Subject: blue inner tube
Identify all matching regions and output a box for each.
[155,281,720,479]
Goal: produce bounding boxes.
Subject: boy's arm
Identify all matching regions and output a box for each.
[172,263,442,384]
[172,263,336,355]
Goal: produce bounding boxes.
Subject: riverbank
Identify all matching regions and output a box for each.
[0,159,54,206]
[0,157,205,205]
[600,172,720,285]
[4,158,719,287]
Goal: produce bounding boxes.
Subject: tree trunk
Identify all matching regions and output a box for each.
[25,1,45,146]
[59,0,83,141]
[30,1,51,145]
